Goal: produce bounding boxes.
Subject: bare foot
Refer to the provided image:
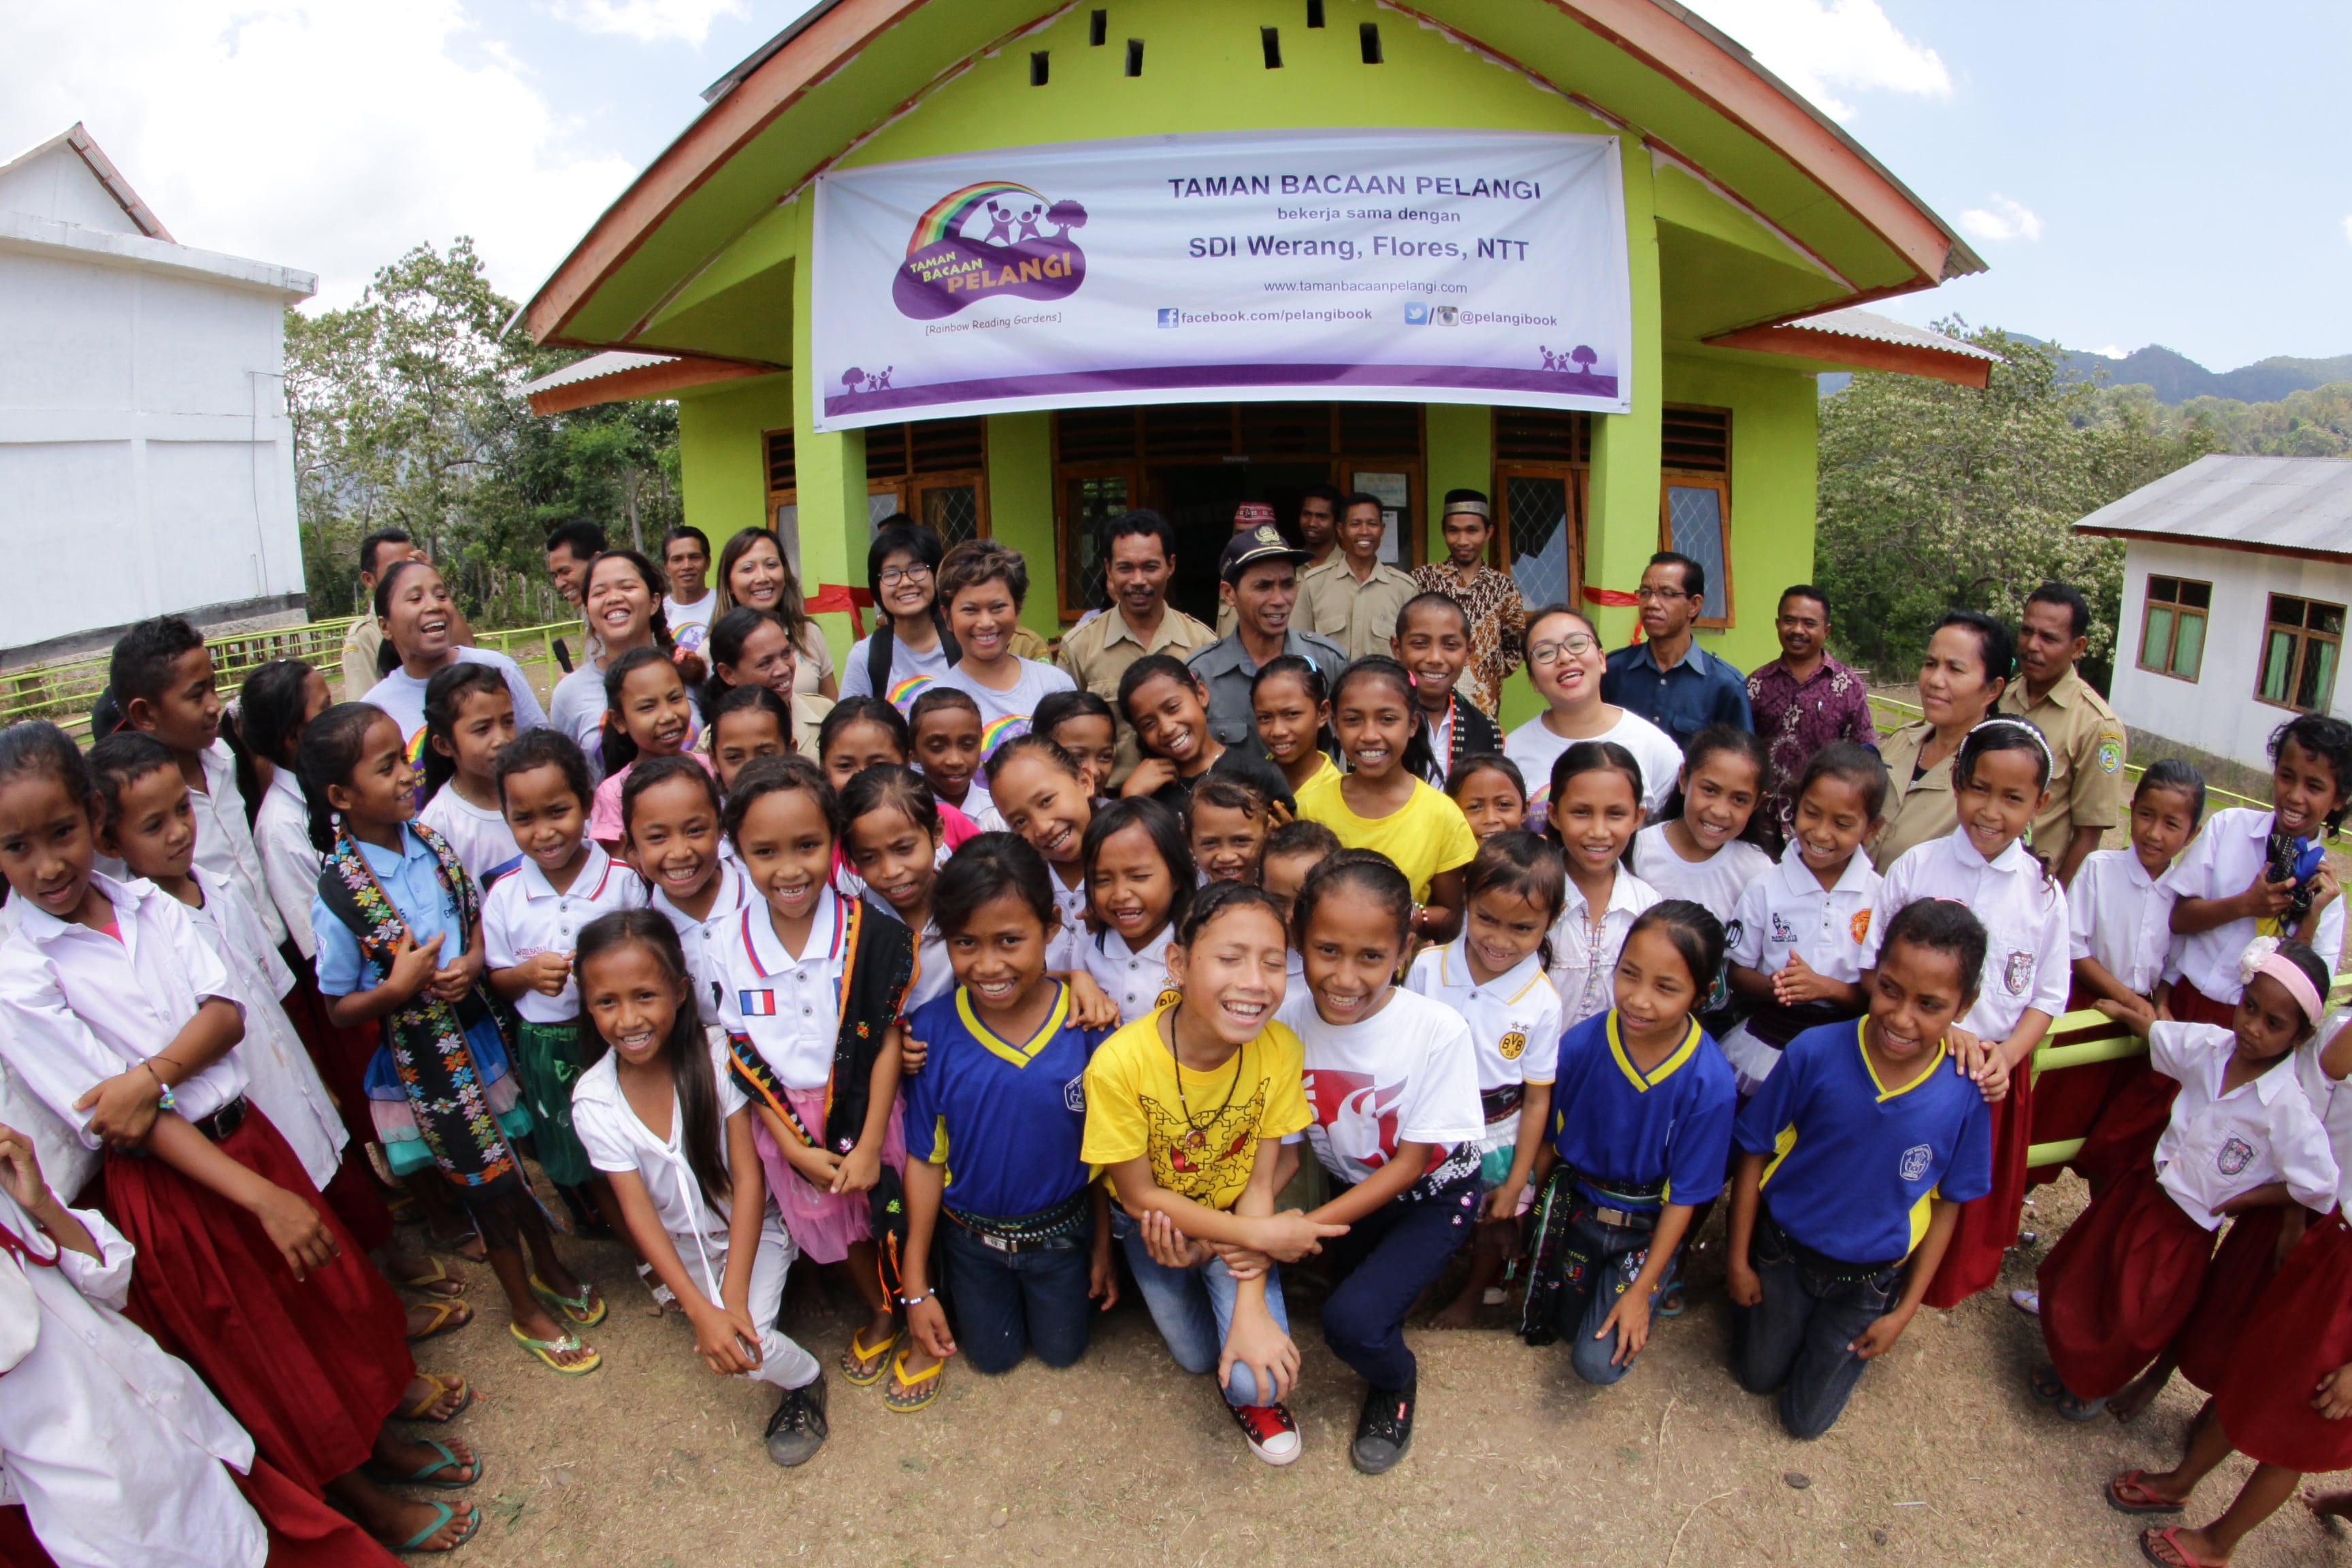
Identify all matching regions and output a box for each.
[373,1432,479,1486]
[401,1373,468,1422]
[2304,1488,2352,1534]
[1429,1293,1482,1330]
[426,1223,488,1264]
[2109,1369,2168,1424]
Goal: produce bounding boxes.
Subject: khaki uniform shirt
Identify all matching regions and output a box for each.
[1997,665,2127,860]
[1867,719,1959,874]
[1298,557,1418,663]
[1056,604,1217,785]
[338,619,382,698]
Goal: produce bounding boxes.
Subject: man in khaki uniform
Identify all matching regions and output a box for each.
[339,528,426,695]
[1999,581,2127,885]
[1299,491,1417,662]
[1056,508,1214,787]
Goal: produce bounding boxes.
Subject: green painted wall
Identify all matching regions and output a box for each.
[677,373,791,545]
[1424,404,1492,563]
[984,412,1059,639]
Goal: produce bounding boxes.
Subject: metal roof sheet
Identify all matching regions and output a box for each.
[2073,455,2352,559]
[522,350,678,395]
[1780,306,2000,361]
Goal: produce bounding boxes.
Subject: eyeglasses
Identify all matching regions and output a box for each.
[1633,585,1690,603]
[1529,634,1599,666]
[879,564,934,586]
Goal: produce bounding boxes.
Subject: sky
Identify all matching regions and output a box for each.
[7,1,2349,370]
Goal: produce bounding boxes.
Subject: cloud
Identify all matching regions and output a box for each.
[553,0,747,46]
[2091,345,2132,360]
[1958,195,2043,244]
[1684,0,1950,120]
[0,1,640,309]
[2342,214,2352,246]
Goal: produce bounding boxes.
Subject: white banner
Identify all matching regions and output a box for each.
[809,128,1631,431]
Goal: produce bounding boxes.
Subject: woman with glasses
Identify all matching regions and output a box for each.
[714,527,837,699]
[1503,604,1686,831]
[840,519,960,713]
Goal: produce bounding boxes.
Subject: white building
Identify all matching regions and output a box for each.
[2084,453,2352,772]
[0,124,314,666]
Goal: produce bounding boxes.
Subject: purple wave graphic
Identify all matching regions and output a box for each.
[893,235,1088,321]
[823,361,1621,417]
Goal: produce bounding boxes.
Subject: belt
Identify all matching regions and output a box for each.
[191,1096,248,1143]
[1567,1166,1667,1231]
[1480,1084,1525,1122]
[1764,1205,1902,1286]
[948,1188,1092,1254]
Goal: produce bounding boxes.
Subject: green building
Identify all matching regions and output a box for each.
[523,0,1992,723]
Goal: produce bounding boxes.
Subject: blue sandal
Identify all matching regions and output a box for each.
[395,1499,480,1554]
[387,1438,480,1490]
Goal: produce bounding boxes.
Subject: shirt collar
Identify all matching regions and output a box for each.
[1763,653,1844,689]
[16,870,146,947]
[1439,941,1546,1000]
[1945,825,2032,877]
[2247,1053,2302,1107]
[1565,868,1650,922]
[521,841,615,903]
[1773,847,1876,899]
[738,884,844,977]
[2029,666,2086,712]
[265,768,306,811]
[1629,640,1714,679]
[1098,921,1175,963]
[197,738,231,793]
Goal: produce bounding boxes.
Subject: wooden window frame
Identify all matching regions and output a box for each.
[1053,461,1143,623]
[1493,461,1586,611]
[2135,574,2209,684]
[2256,592,2345,713]
[1658,402,1732,629]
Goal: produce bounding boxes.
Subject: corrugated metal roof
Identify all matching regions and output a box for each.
[2073,455,2352,559]
[522,350,676,395]
[1779,306,2001,361]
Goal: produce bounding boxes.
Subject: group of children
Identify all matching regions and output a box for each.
[6,542,2352,1567]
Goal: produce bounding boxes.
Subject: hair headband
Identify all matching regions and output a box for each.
[1965,716,2053,771]
[2239,935,2324,1024]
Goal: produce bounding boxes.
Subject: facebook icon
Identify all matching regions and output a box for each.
[1403,301,1430,325]
[1157,308,1181,328]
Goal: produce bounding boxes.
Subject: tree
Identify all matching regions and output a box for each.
[1814,323,2217,682]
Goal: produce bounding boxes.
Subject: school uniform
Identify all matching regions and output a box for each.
[2060,849,2185,1190]
[481,842,644,1188]
[2038,1023,2336,1400]
[189,738,284,949]
[252,770,322,958]
[1863,828,2070,1307]
[648,856,756,1025]
[570,1036,819,1394]
[1720,850,1882,1095]
[416,785,524,892]
[902,984,1109,1373]
[1043,864,1089,976]
[1731,1019,1993,1439]
[1279,986,1485,1395]
[1545,869,1661,1030]
[0,874,412,1499]
[1524,1011,1734,1383]
[1082,921,1179,1027]
[1630,826,1773,926]
[2159,807,2347,1022]
[1403,943,1562,1187]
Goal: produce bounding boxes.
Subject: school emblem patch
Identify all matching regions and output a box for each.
[1770,913,1798,944]
[1064,1074,1087,1114]
[1155,986,1183,1011]
[2004,951,2032,996]
[2217,1137,2255,1177]
[1899,1143,1932,1183]
[2097,736,2124,774]
[1499,1030,1528,1061]
[1850,910,1872,946]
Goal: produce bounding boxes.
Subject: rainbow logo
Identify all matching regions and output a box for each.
[881,180,1090,324]
[981,713,1030,755]
[887,674,937,712]
[906,182,1052,255]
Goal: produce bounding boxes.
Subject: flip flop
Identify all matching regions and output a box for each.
[528,1275,608,1328]
[394,1499,480,1554]
[425,1228,488,1265]
[840,1324,901,1386]
[2029,1364,2068,1405]
[385,1438,481,1490]
[510,1322,601,1376]
[2108,1471,2187,1516]
[2140,1526,2222,1568]
[391,1256,464,1298]
[406,1298,473,1343]
[883,1345,943,1413]
[2058,1390,2109,1423]
[398,1373,472,1422]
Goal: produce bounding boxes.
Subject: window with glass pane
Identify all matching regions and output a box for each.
[922,484,981,546]
[1663,481,1729,621]
[2137,575,2209,680]
[2259,593,2346,711]
[1063,474,1130,616]
[1505,475,1570,609]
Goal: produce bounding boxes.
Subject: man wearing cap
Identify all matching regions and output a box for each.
[1299,491,1419,663]
[1057,508,1215,787]
[1187,525,1350,752]
[1998,580,2127,885]
[1409,488,1526,717]
[1215,500,1284,639]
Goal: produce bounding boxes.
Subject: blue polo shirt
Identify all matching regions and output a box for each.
[1601,640,1753,745]
[1735,1018,1993,1267]
[1548,1011,1737,1209]
[310,823,470,996]
[902,983,1107,1221]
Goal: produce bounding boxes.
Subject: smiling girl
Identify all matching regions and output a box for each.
[1032,689,1119,793]
[1079,798,1196,1026]
[1250,655,1339,798]
[547,549,700,777]
[417,662,523,892]
[985,733,1099,966]
[702,608,826,757]
[936,540,1075,762]
[1631,726,1774,928]
[713,527,834,698]
[1447,753,1529,842]
[589,647,717,851]
[1541,742,1660,1028]
[625,755,751,1027]
[841,521,957,710]
[359,559,546,776]
[1120,654,1296,813]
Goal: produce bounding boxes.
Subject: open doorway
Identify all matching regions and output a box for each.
[1151,462,1332,626]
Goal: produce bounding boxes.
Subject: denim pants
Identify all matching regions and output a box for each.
[1731,1212,1901,1439]
[1113,1209,1291,1406]
[1320,1177,1480,1390]
[1550,1208,1676,1386]
[937,1217,1095,1375]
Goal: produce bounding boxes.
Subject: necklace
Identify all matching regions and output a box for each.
[1162,1011,1245,1147]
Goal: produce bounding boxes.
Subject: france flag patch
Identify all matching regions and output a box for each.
[738,989,779,1017]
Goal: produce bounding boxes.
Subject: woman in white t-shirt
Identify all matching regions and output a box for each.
[547,549,706,783]
[840,521,959,712]
[936,539,1075,762]
[662,525,719,662]
[715,527,835,699]
[361,559,546,775]
[1503,605,1684,830]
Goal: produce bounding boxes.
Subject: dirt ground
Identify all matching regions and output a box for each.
[390,1172,2352,1568]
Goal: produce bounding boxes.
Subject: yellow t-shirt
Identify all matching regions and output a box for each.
[1295,770,1480,903]
[1080,1005,1311,1212]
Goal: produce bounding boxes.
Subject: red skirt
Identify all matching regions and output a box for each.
[2178,1205,2291,1392]
[316,1147,393,1254]
[2036,1163,2218,1398]
[101,1107,414,1494]
[235,1452,403,1567]
[278,954,382,1156]
[2216,1213,2352,1472]
[1924,1067,2032,1309]
[0,1509,54,1568]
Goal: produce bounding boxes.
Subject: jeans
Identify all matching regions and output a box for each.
[938,1218,1095,1375]
[1731,1212,1901,1439]
[1113,1209,1290,1406]
[1320,1177,1480,1390]
[1550,1208,1676,1386]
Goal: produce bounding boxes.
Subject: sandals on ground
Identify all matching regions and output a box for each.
[393,1499,481,1554]
[382,1439,481,1490]
[528,1275,608,1328]
[406,1298,473,1343]
[2108,1471,2187,1516]
[2140,1526,2221,1567]
[840,1324,901,1386]
[398,1373,472,1422]
[883,1345,943,1413]
[509,1322,601,1376]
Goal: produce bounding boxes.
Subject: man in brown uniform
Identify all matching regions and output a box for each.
[1299,492,1418,662]
[1998,581,2127,885]
[1056,508,1215,786]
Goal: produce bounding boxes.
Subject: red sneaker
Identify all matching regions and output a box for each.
[1228,1401,1301,1466]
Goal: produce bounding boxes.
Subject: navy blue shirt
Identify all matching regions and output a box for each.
[902,983,1107,1220]
[1601,640,1753,745]
[1548,1011,1737,1209]
[1734,1018,1993,1267]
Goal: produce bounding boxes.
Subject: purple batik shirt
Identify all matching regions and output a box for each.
[1746,655,1878,834]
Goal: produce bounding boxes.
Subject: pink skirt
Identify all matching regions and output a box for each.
[751,1088,906,1265]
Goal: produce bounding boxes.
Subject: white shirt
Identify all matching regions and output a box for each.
[1505,708,1683,830]
[2069,848,2180,998]
[649,858,757,1025]
[666,591,718,659]
[1631,823,1774,926]
[1405,942,1565,1098]
[2291,1028,2352,1220]
[941,658,1077,760]
[1045,864,1089,975]
[252,768,322,960]
[1864,828,2070,1041]
[418,786,525,892]
[482,843,645,1023]
[1727,849,1883,985]
[902,908,953,1013]
[941,779,996,823]
[0,874,248,1146]
[2150,1021,2338,1230]
[0,1190,265,1568]
[2159,807,2347,1004]
[572,1032,748,1239]
[546,664,612,783]
[190,739,283,948]
[182,868,345,1192]
[1081,922,1178,1027]
[1277,985,1486,1188]
[715,887,849,1091]
[840,630,955,709]
[361,645,548,759]
[1545,868,1661,1029]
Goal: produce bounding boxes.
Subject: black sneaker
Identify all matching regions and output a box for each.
[765,1370,830,1468]
[1351,1380,1416,1475]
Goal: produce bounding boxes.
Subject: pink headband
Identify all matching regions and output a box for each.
[2239,936,2323,1023]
